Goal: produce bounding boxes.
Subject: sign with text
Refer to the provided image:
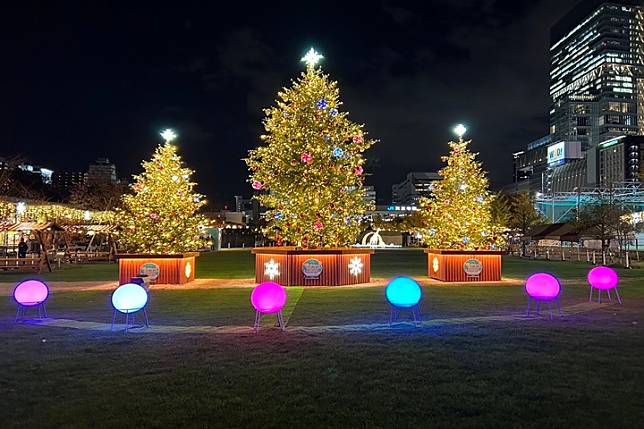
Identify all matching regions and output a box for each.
[302,258,323,279]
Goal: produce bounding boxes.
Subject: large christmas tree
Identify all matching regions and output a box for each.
[245,49,376,248]
[119,130,208,253]
[418,126,505,250]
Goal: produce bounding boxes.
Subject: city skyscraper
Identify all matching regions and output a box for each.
[549,0,644,183]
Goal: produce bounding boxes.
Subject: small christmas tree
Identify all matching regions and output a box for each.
[119,130,208,253]
[245,49,376,248]
[418,125,505,250]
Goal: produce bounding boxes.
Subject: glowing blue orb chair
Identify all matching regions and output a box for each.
[385,277,423,327]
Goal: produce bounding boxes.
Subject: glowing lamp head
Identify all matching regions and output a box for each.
[385,277,422,308]
[525,273,561,300]
[111,283,149,314]
[13,280,49,306]
[588,266,618,290]
[251,282,287,314]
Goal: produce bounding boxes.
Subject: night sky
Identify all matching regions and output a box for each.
[2,0,579,206]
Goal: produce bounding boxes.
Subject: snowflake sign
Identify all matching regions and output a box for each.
[264,259,280,280]
[348,256,363,276]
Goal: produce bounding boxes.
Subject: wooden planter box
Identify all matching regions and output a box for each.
[424,249,505,282]
[252,247,374,286]
[115,253,198,285]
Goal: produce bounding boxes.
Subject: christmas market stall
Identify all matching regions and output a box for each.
[0,222,66,273]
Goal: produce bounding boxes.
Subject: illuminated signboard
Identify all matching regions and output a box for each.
[547,142,565,166]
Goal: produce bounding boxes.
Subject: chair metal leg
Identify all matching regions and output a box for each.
[111,310,117,331]
[598,289,601,304]
[536,300,541,315]
[548,301,553,320]
[125,311,130,333]
[527,298,532,316]
[143,308,150,327]
[589,286,594,303]
[557,299,561,316]
[15,306,22,323]
[614,286,622,304]
[253,311,261,332]
[607,289,612,302]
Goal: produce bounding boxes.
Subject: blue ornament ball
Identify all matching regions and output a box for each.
[463,237,471,244]
[332,147,344,158]
[329,108,338,116]
[316,99,328,110]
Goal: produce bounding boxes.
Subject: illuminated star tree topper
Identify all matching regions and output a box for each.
[300,48,324,68]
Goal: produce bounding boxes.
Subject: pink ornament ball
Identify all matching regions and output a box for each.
[354,165,364,175]
[525,273,560,300]
[13,280,49,306]
[251,282,287,314]
[300,152,313,164]
[588,266,618,290]
[314,221,324,231]
[251,180,263,190]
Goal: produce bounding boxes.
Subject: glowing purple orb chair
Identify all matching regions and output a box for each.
[251,282,287,332]
[525,273,561,319]
[111,283,150,333]
[587,266,621,304]
[13,280,50,322]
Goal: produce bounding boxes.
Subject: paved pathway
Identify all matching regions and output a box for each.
[23,302,601,334]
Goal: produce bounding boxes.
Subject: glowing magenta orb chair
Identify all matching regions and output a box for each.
[111,283,150,333]
[251,282,287,331]
[587,266,621,304]
[385,277,423,327]
[525,273,561,319]
[13,279,49,322]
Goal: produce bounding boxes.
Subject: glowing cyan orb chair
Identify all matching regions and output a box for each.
[13,279,49,322]
[111,283,150,333]
[588,266,621,304]
[525,273,561,319]
[385,277,422,327]
[250,282,287,331]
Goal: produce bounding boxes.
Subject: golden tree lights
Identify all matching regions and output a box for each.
[0,199,115,224]
[118,140,209,254]
[417,128,506,250]
[245,49,376,248]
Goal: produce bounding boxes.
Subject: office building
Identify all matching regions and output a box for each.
[598,135,643,184]
[87,158,117,185]
[52,171,86,192]
[509,1,643,194]
[549,0,644,184]
[363,185,377,208]
[391,172,440,205]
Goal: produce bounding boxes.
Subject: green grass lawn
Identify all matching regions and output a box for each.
[1,252,643,427]
[1,248,641,283]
